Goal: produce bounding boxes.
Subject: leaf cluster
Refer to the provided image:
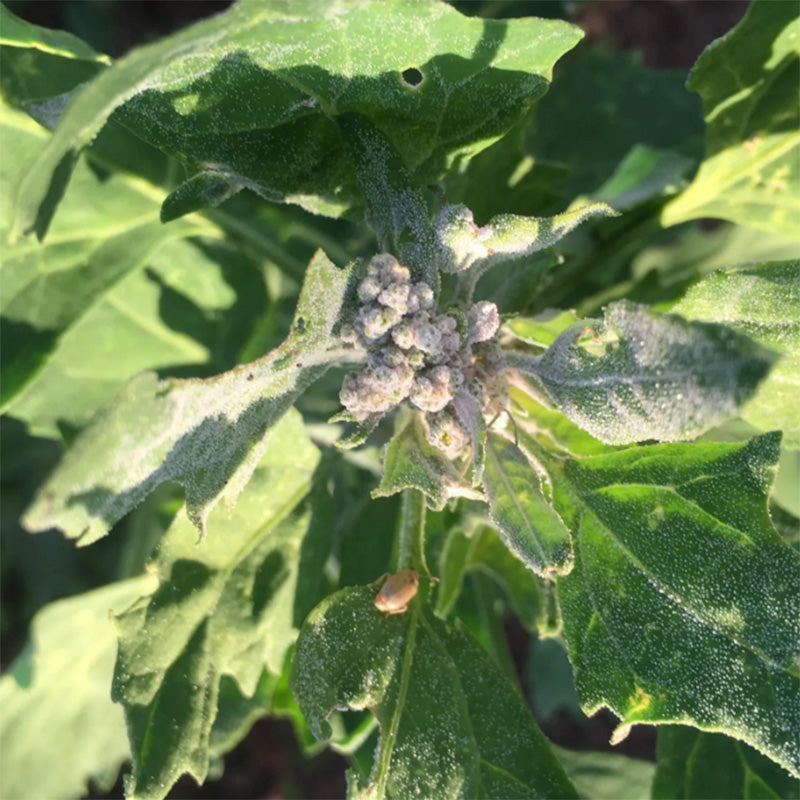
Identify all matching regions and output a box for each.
[1,2,799,799]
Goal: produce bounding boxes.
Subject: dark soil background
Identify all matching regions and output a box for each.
[3,1,750,798]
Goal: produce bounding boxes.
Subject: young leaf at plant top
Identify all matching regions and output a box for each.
[673,259,800,447]
[483,432,572,577]
[662,0,800,238]
[0,575,155,800]
[11,0,584,240]
[507,300,777,445]
[113,411,329,800]
[291,584,578,800]
[653,726,799,800]
[551,433,800,778]
[22,250,354,543]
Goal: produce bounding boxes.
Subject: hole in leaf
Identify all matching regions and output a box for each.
[401,67,423,88]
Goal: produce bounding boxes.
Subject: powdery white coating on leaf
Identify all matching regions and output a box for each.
[673,259,800,447]
[483,432,573,577]
[434,202,616,274]
[13,0,584,237]
[556,433,800,778]
[291,586,578,799]
[23,250,353,542]
[526,300,776,445]
[112,411,319,799]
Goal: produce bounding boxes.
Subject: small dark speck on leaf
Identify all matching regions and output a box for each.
[401,67,424,87]
[247,373,254,381]
[296,316,307,333]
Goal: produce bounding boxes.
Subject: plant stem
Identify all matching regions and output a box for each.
[397,489,429,574]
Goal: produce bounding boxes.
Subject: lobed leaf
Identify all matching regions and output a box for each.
[509,300,777,445]
[11,0,583,239]
[673,259,800,447]
[552,433,800,777]
[0,576,156,800]
[291,584,578,799]
[662,0,800,237]
[22,250,353,542]
[112,411,325,799]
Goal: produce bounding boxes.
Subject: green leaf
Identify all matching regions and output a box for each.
[373,412,481,511]
[653,727,800,800]
[553,433,800,777]
[0,6,108,131]
[507,309,580,348]
[291,585,578,799]
[527,49,703,196]
[509,300,776,445]
[511,386,621,457]
[552,746,656,800]
[4,236,268,439]
[434,202,616,275]
[526,638,582,721]
[590,145,695,211]
[0,4,108,64]
[0,576,156,800]
[0,100,212,413]
[112,410,323,800]
[629,222,800,304]
[673,260,800,447]
[22,250,353,542]
[12,0,583,239]
[662,1,800,237]
[483,432,572,577]
[435,524,545,630]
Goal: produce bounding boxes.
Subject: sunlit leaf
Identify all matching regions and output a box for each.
[662,0,800,237]
[552,433,800,778]
[113,411,325,799]
[0,576,155,800]
[483,432,572,576]
[22,250,353,542]
[508,301,776,444]
[0,100,211,414]
[11,0,583,239]
[673,259,800,447]
[291,585,578,799]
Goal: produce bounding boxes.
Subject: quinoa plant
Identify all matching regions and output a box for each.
[1,1,798,799]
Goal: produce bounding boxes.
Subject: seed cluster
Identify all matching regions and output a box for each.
[339,253,504,457]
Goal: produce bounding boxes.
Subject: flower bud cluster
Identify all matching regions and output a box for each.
[339,253,505,457]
